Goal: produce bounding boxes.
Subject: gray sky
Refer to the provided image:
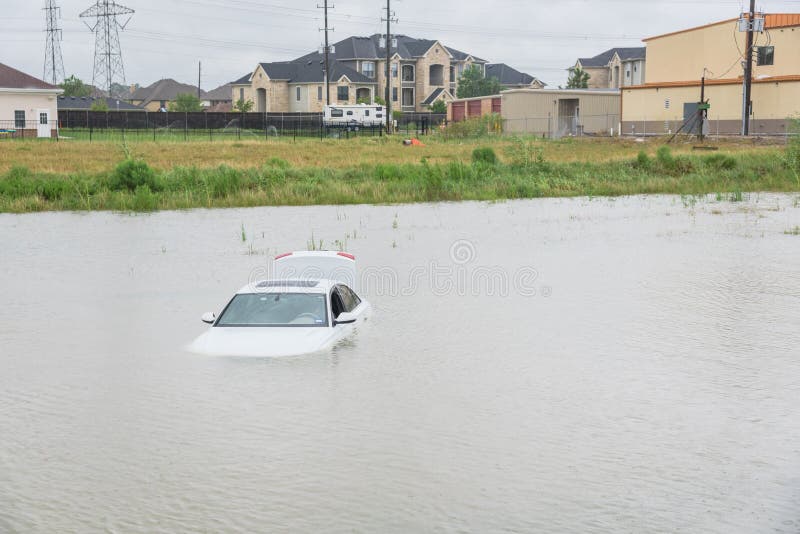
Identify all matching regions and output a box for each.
[3,0,800,90]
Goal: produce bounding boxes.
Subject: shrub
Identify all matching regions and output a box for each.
[504,137,544,169]
[132,184,158,211]
[656,146,675,168]
[787,119,800,175]
[109,159,161,192]
[635,150,650,169]
[204,165,242,198]
[472,147,498,166]
[442,114,502,140]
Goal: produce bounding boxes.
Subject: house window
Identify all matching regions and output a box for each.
[402,87,414,107]
[361,61,375,79]
[337,86,349,102]
[296,87,301,101]
[457,63,465,76]
[40,112,48,125]
[633,64,638,73]
[159,100,166,109]
[14,110,25,129]
[239,88,244,101]
[317,86,323,101]
[449,65,455,82]
[391,63,398,78]
[757,46,774,66]
[402,65,415,82]
[392,87,398,102]
[626,70,631,78]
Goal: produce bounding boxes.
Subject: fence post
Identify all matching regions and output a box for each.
[184,112,188,142]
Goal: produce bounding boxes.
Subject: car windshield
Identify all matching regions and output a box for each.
[216,293,328,327]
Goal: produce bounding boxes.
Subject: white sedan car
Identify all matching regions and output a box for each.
[189,251,370,357]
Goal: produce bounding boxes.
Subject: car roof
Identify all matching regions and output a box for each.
[235,278,340,295]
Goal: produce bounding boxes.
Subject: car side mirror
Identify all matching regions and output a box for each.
[334,312,357,326]
[201,312,216,325]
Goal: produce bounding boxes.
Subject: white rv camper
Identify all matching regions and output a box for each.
[323,104,387,128]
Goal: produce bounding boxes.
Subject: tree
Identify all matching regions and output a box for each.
[90,99,109,112]
[374,95,386,106]
[428,100,447,114]
[233,98,254,113]
[168,93,204,112]
[60,75,92,97]
[566,67,590,89]
[456,66,502,99]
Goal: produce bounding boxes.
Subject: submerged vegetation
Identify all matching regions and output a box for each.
[0,138,798,213]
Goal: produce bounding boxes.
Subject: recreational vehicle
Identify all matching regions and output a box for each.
[323,104,386,128]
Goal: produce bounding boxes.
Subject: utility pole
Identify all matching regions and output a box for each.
[198,61,202,99]
[742,0,756,136]
[317,0,334,106]
[80,0,134,98]
[43,0,66,85]
[382,0,398,133]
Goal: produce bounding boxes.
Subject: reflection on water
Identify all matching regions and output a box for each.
[1,195,799,533]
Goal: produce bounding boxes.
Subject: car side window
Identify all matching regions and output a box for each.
[330,289,345,319]
[337,285,361,312]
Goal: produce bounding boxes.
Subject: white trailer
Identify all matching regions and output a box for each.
[323,104,387,128]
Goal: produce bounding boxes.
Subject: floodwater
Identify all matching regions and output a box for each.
[1,194,799,533]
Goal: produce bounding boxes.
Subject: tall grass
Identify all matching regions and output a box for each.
[1,145,798,213]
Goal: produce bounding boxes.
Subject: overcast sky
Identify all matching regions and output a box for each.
[3,0,800,90]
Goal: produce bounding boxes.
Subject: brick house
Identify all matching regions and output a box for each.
[129,79,209,111]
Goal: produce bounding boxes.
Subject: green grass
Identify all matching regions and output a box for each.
[1,145,799,213]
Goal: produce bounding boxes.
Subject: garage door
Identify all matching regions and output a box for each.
[467,100,482,117]
[452,102,465,122]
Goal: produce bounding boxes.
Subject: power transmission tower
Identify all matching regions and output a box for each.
[80,0,134,98]
[382,0,398,133]
[43,0,66,85]
[317,0,334,106]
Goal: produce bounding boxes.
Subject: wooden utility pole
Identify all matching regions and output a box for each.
[317,1,333,106]
[742,0,756,136]
[382,0,397,133]
[198,61,202,99]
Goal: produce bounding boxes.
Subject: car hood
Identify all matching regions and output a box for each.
[187,326,339,357]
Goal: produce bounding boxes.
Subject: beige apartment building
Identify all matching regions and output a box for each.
[232,34,491,113]
[571,48,647,89]
[622,13,800,135]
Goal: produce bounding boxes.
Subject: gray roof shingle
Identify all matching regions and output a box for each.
[486,63,545,87]
[578,47,646,68]
[58,96,143,110]
[130,79,207,105]
[259,60,375,84]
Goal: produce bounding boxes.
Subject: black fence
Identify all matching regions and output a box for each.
[49,110,447,142]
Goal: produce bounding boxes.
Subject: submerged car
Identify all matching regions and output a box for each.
[189,251,370,357]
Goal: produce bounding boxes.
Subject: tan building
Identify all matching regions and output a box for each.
[0,62,61,138]
[234,34,495,113]
[571,48,646,89]
[447,89,621,138]
[622,13,800,135]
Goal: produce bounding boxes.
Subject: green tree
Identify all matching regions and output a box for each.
[89,99,109,112]
[374,95,386,106]
[60,75,92,97]
[566,67,590,89]
[168,93,204,112]
[233,98,254,113]
[456,66,502,99]
[428,100,447,114]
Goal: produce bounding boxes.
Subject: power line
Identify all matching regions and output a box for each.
[80,0,134,97]
[43,0,65,85]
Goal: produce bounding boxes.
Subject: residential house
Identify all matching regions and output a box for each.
[129,79,208,111]
[205,83,233,112]
[57,95,143,111]
[485,64,546,89]
[571,47,646,89]
[622,13,800,135]
[0,62,61,138]
[238,34,489,113]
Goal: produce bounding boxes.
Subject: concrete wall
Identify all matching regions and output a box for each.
[645,20,800,84]
[621,79,800,135]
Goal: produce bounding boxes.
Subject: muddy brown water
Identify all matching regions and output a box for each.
[1,194,799,533]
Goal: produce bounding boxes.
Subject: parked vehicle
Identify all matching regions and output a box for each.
[323,104,386,128]
[188,252,370,357]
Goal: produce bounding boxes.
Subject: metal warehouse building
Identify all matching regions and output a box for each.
[501,89,621,137]
[447,89,621,138]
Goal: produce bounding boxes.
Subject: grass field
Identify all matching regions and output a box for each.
[1,134,798,213]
